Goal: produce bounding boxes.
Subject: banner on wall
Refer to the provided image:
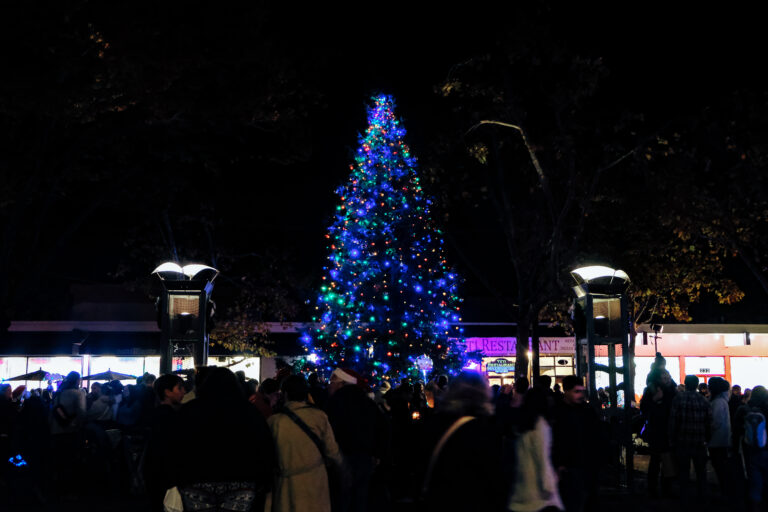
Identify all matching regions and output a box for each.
[465,337,575,357]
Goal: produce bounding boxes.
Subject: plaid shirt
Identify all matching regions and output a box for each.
[669,390,713,448]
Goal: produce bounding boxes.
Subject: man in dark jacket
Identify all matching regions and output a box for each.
[640,368,677,497]
[730,385,744,441]
[176,367,275,510]
[326,368,388,512]
[552,375,602,512]
[145,374,185,511]
[420,371,505,512]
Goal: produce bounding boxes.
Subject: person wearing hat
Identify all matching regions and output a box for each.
[326,368,388,512]
[328,367,360,396]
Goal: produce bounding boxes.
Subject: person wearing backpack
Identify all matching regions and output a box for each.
[735,385,768,512]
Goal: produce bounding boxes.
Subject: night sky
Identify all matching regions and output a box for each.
[3,1,767,321]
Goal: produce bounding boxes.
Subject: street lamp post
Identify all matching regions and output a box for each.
[570,265,634,489]
[152,263,219,375]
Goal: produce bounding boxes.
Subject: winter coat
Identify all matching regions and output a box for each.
[326,384,383,457]
[268,401,343,512]
[640,383,676,451]
[175,395,275,489]
[709,391,731,448]
[49,388,86,435]
[86,394,113,423]
[552,400,602,469]
[420,413,506,512]
[508,417,564,512]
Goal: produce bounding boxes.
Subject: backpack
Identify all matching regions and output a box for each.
[744,408,767,448]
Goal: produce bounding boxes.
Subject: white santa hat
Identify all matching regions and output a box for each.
[332,367,359,385]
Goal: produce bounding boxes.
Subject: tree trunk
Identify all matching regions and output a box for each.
[515,309,530,382]
[531,319,540,381]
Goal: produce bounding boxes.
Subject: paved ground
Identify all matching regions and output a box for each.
[4,454,735,512]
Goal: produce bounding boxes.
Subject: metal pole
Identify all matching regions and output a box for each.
[586,295,598,407]
[160,340,173,375]
[621,295,634,491]
[608,343,618,412]
[532,321,540,381]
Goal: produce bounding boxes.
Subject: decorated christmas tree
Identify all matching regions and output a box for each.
[301,95,465,380]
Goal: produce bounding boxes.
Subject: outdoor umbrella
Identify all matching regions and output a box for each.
[83,369,137,381]
[6,368,64,381]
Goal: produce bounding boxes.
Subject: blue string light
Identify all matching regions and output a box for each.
[299,94,466,379]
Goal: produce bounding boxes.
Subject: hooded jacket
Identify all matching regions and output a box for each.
[709,391,731,448]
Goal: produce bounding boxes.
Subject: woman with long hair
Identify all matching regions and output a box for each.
[508,387,563,512]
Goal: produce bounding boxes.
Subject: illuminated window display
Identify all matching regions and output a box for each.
[730,357,768,389]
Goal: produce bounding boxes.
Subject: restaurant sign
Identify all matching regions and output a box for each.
[465,337,575,357]
[486,358,515,374]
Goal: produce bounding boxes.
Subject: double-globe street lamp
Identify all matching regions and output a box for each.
[152,263,219,375]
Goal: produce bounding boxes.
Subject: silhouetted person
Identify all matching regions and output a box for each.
[145,374,186,511]
[0,383,18,468]
[640,368,677,497]
[552,375,601,512]
[308,372,329,410]
[176,367,275,511]
[669,375,712,509]
[49,371,87,501]
[9,395,49,504]
[250,378,280,420]
[420,371,505,512]
[708,377,734,502]
[734,385,768,512]
[326,368,387,512]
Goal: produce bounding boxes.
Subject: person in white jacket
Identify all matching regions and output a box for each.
[508,387,564,512]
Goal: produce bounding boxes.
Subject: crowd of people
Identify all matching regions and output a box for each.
[1,364,608,512]
[639,352,768,512]
[6,355,764,512]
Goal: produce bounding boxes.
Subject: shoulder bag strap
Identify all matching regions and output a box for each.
[281,406,328,460]
[421,416,475,498]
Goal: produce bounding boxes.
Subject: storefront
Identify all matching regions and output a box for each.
[634,324,768,391]
[464,325,768,399]
[0,321,263,391]
[465,337,577,386]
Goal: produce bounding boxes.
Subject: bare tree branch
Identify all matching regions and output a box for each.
[467,120,556,223]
